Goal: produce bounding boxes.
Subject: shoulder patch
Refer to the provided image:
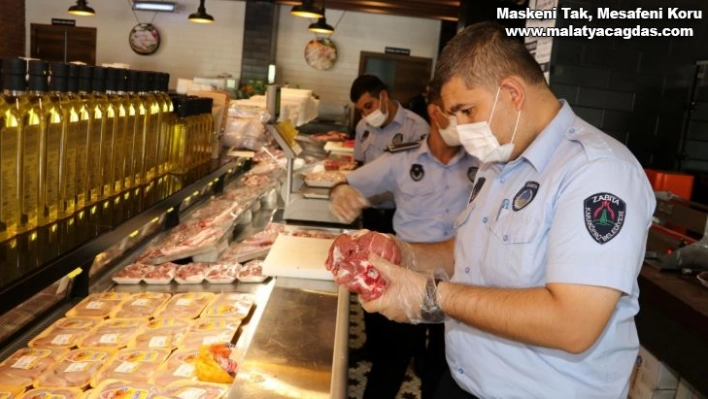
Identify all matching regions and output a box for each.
[512,181,539,211]
[410,163,424,181]
[584,192,626,244]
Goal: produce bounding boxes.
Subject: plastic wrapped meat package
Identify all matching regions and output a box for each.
[137,222,229,265]
[149,349,199,385]
[77,318,148,350]
[90,347,171,387]
[112,263,154,285]
[88,378,169,399]
[128,318,193,351]
[66,293,132,319]
[219,223,285,263]
[161,380,229,399]
[205,264,240,284]
[182,198,243,229]
[19,388,83,399]
[154,292,215,319]
[0,347,69,388]
[142,262,178,285]
[178,319,240,348]
[237,259,268,283]
[110,292,171,319]
[0,385,25,399]
[28,317,103,349]
[200,293,254,320]
[304,170,347,188]
[33,348,115,389]
[174,263,211,284]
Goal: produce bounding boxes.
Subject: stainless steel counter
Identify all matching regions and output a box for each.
[229,277,349,399]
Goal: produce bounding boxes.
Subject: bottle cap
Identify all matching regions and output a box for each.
[2,57,27,91]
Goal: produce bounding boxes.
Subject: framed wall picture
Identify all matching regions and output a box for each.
[304,38,337,71]
[129,23,160,55]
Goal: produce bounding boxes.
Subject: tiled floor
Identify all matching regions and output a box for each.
[347,294,422,399]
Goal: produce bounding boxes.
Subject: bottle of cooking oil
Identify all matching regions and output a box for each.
[0,58,28,241]
[48,62,76,220]
[197,98,214,166]
[105,68,126,197]
[127,70,147,189]
[137,71,160,185]
[74,65,96,209]
[169,96,189,175]
[66,64,90,214]
[91,66,115,199]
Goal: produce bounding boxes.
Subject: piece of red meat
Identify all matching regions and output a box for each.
[325,230,401,301]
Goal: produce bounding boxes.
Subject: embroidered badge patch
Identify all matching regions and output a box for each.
[410,164,424,181]
[512,181,539,211]
[584,192,626,244]
[392,133,404,145]
[468,177,486,203]
[362,130,370,141]
[467,167,478,183]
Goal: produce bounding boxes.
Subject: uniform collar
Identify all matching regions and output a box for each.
[389,101,406,128]
[518,99,575,173]
[415,138,468,166]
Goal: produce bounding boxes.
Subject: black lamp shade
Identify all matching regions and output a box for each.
[308,17,334,34]
[68,0,95,16]
[291,0,324,19]
[189,0,214,23]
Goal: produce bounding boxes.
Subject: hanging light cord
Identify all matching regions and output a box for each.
[126,0,159,25]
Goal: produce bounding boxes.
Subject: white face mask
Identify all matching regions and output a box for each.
[364,94,389,128]
[457,87,521,163]
[437,114,460,146]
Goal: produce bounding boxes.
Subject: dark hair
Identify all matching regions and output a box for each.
[350,74,389,103]
[426,79,441,105]
[434,22,546,90]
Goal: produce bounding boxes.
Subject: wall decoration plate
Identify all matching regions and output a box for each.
[129,23,161,55]
[304,38,337,71]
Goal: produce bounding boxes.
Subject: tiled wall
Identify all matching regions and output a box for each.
[0,0,25,57]
[241,1,278,82]
[549,0,708,176]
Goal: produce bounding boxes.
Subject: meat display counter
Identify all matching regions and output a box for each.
[0,154,350,399]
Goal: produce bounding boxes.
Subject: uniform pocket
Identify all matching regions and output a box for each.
[483,212,545,286]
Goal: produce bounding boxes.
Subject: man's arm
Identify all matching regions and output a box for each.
[437,282,621,354]
[406,239,456,275]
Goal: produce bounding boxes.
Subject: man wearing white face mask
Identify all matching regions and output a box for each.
[331,82,477,399]
[356,22,656,399]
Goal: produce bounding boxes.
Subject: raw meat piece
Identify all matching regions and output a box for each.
[178,319,240,348]
[89,378,169,399]
[129,318,192,350]
[253,147,284,162]
[240,174,271,187]
[143,263,178,285]
[245,162,281,176]
[205,264,239,284]
[91,348,171,387]
[304,171,347,188]
[28,317,102,349]
[0,347,68,387]
[185,199,242,228]
[19,388,83,399]
[201,293,254,320]
[174,263,210,284]
[77,318,147,350]
[284,229,339,239]
[311,131,349,141]
[162,380,228,399]
[241,223,285,246]
[154,293,214,319]
[34,348,113,389]
[325,230,402,301]
[150,349,199,385]
[111,292,171,319]
[238,259,266,283]
[66,293,131,318]
[112,263,154,285]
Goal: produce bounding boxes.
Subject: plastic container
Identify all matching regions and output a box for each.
[77,318,148,350]
[0,347,69,388]
[128,318,193,351]
[28,317,103,349]
[66,293,132,318]
[205,264,239,284]
[177,319,240,348]
[90,348,171,387]
[33,348,115,389]
[154,292,215,319]
[162,379,229,399]
[19,388,83,399]
[0,385,25,399]
[110,292,171,319]
[88,379,163,399]
[142,262,178,285]
[200,293,254,320]
[149,349,199,385]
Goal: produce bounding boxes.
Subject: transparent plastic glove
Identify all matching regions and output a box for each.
[384,234,418,271]
[360,254,436,324]
[329,184,369,223]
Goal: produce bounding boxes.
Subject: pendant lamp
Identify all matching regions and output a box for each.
[291,0,324,19]
[189,0,214,23]
[68,0,95,16]
[308,17,334,34]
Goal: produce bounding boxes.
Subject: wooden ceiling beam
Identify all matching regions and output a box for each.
[277,0,460,21]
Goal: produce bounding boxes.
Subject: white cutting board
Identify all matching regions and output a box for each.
[262,235,334,280]
[324,141,354,154]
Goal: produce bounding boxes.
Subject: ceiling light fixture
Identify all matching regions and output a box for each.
[291,0,324,19]
[189,0,214,23]
[132,0,176,12]
[68,0,95,16]
[308,17,334,34]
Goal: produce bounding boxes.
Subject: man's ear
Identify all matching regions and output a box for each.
[426,103,438,123]
[499,77,525,110]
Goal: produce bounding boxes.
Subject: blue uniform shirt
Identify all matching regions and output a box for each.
[448,101,656,398]
[346,140,478,242]
[353,101,430,165]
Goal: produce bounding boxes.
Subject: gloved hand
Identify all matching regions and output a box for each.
[361,253,444,324]
[329,184,369,223]
[384,234,418,271]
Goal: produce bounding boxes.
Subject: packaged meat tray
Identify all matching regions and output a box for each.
[0,347,69,388]
[137,222,230,265]
[174,263,210,284]
[28,317,103,349]
[128,318,193,351]
[19,388,83,399]
[218,223,285,264]
[142,262,178,285]
[112,263,154,285]
[178,319,240,348]
[149,349,199,386]
[182,198,243,229]
[162,380,228,399]
[304,170,347,188]
[237,259,268,283]
[205,264,240,284]
[77,318,148,350]
[90,348,171,387]
[88,379,168,399]
[110,292,171,319]
[33,348,115,389]
[200,293,254,320]
[66,293,132,319]
[281,228,340,240]
[0,385,25,399]
[154,292,215,319]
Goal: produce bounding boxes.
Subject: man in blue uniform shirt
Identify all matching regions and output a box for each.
[332,82,477,399]
[360,22,656,399]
